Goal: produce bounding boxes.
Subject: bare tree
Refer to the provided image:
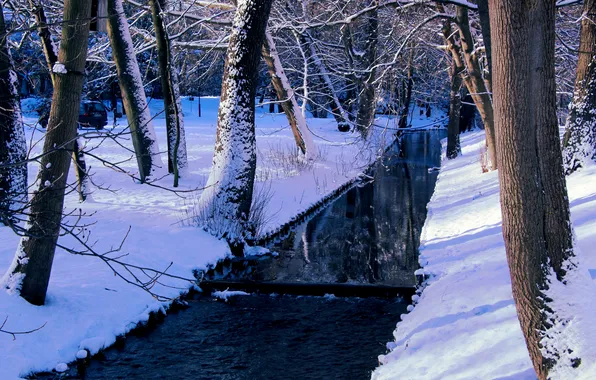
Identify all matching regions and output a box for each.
[195,0,274,256]
[490,0,579,377]
[562,0,596,173]
[0,1,27,225]
[106,0,164,183]
[1,0,92,306]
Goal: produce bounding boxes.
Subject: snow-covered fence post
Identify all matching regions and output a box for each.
[0,2,27,224]
[196,0,274,256]
[106,0,164,182]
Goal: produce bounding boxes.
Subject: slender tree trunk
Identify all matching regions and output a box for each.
[107,0,163,183]
[31,0,91,202]
[455,6,497,170]
[0,3,27,225]
[355,0,378,137]
[563,0,596,173]
[196,0,274,256]
[149,0,188,184]
[477,0,492,92]
[490,0,578,377]
[1,0,92,305]
[447,59,462,159]
[262,30,316,158]
[398,43,414,129]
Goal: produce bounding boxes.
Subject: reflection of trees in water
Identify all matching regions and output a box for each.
[271,131,444,287]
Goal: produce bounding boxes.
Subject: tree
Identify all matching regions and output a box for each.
[0,1,27,225]
[106,0,164,183]
[195,0,274,256]
[562,0,596,174]
[489,0,578,378]
[262,30,316,158]
[149,0,188,186]
[1,0,92,305]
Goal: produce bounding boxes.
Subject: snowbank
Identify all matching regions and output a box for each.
[372,131,596,379]
[0,97,443,378]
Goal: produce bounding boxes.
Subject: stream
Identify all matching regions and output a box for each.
[56,130,444,380]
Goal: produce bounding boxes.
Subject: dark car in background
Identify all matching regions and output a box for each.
[39,100,108,130]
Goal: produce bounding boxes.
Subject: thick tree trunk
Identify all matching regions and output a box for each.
[0,3,27,225]
[562,0,596,173]
[447,59,462,159]
[489,0,578,377]
[455,6,497,170]
[196,0,274,255]
[262,31,316,158]
[1,0,92,305]
[107,0,163,183]
[31,0,91,202]
[149,0,188,184]
[398,44,414,129]
[355,1,378,137]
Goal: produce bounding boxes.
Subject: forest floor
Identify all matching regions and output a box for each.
[0,97,444,379]
[373,131,596,380]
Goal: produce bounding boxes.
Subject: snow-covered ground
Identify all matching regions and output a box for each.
[0,97,443,379]
[373,131,596,380]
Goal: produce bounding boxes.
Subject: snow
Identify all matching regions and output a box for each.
[373,131,596,380]
[212,290,250,301]
[54,363,68,373]
[52,63,67,75]
[0,97,441,379]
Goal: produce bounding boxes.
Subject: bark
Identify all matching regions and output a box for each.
[149,0,188,183]
[262,30,316,158]
[196,0,274,254]
[562,0,596,174]
[31,0,91,202]
[489,0,577,377]
[398,44,414,129]
[107,0,163,183]
[355,1,378,137]
[1,0,92,305]
[477,0,492,92]
[0,3,27,224]
[455,6,497,170]
[447,58,462,159]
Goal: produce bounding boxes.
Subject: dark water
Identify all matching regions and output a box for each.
[62,130,444,380]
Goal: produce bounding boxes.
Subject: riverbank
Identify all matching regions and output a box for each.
[372,131,596,379]
[0,98,443,379]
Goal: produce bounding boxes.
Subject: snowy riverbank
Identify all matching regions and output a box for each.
[372,131,596,379]
[0,97,443,379]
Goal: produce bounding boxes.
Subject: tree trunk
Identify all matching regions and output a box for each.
[355,1,378,137]
[447,58,462,159]
[477,0,492,92]
[455,6,497,170]
[262,30,316,158]
[31,0,91,202]
[562,0,596,174]
[489,0,578,377]
[196,0,274,255]
[149,0,188,184]
[107,0,163,183]
[0,2,27,225]
[1,0,92,306]
[398,43,414,129]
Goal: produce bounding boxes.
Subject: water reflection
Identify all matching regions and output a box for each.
[252,130,445,287]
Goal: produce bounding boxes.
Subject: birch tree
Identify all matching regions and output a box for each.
[1,0,92,305]
[0,2,27,224]
[196,0,274,256]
